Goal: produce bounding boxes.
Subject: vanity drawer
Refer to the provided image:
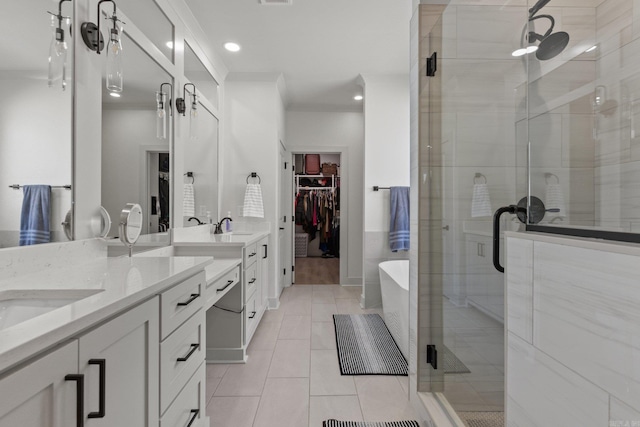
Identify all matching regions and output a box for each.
[245,292,258,344]
[160,310,205,414]
[160,272,205,339]
[160,362,206,427]
[207,265,240,308]
[244,262,258,303]
[243,242,259,267]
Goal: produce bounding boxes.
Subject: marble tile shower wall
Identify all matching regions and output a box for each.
[506,234,640,426]
[594,0,640,231]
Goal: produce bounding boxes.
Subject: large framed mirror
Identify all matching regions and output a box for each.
[101,31,172,246]
[181,41,220,225]
[0,1,73,248]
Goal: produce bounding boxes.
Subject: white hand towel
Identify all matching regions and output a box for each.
[183,184,195,217]
[243,183,264,218]
[545,183,566,217]
[471,183,492,218]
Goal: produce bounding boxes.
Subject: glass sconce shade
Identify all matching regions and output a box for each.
[156,91,167,139]
[106,23,124,93]
[189,93,199,140]
[48,14,70,90]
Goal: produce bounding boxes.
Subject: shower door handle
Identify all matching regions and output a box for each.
[492,205,526,273]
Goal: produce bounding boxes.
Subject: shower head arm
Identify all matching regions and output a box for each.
[529,0,552,19]
[528,14,555,41]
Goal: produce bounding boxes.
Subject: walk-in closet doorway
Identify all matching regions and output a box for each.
[292,153,341,285]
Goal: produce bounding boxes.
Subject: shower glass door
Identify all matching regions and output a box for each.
[420,2,528,425]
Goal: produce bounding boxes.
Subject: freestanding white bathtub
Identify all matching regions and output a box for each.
[378,260,409,359]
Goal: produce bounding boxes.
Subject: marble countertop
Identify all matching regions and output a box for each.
[0,255,213,375]
[173,230,270,247]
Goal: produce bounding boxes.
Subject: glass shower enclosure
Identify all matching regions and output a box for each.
[412,0,616,425]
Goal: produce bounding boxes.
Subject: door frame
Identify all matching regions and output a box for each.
[287,146,349,285]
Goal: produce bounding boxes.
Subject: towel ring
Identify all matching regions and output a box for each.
[184,172,194,184]
[474,173,487,184]
[247,172,261,184]
[544,173,559,185]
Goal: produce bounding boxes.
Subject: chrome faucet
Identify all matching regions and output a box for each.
[187,217,203,225]
[214,217,233,234]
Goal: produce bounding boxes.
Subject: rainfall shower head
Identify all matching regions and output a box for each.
[515,12,570,61]
[535,31,570,60]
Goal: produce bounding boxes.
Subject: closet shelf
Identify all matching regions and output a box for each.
[295,174,339,192]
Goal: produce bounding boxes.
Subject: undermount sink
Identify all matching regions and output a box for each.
[0,289,104,330]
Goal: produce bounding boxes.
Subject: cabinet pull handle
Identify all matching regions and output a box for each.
[177,343,200,362]
[177,293,200,307]
[217,280,234,293]
[248,311,257,319]
[263,244,268,259]
[249,278,256,284]
[88,359,106,418]
[186,409,200,427]
[65,374,84,427]
[248,252,257,257]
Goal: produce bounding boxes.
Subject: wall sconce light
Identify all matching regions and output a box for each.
[48,0,72,90]
[156,83,172,140]
[81,0,125,93]
[176,83,199,139]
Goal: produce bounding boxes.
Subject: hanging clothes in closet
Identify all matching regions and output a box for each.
[294,188,339,257]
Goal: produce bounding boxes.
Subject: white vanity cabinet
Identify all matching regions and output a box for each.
[0,263,211,427]
[78,297,159,427]
[173,232,271,362]
[0,341,79,427]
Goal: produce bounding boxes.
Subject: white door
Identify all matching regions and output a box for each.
[79,298,159,426]
[0,341,78,427]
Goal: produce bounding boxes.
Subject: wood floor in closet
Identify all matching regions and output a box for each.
[294,257,340,285]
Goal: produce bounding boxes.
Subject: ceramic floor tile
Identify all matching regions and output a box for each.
[311,321,337,350]
[309,395,364,427]
[268,339,311,378]
[206,376,222,405]
[312,303,339,322]
[312,292,336,304]
[261,307,285,324]
[282,298,313,316]
[248,319,281,351]
[335,298,365,314]
[206,396,260,427]
[332,285,363,299]
[214,350,272,396]
[310,350,356,396]
[253,378,309,427]
[206,363,230,379]
[355,376,417,422]
[278,315,312,340]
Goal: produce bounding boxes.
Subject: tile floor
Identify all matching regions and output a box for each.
[442,297,505,414]
[205,284,420,427]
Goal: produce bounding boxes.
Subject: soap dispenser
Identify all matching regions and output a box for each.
[206,211,213,233]
[226,211,232,232]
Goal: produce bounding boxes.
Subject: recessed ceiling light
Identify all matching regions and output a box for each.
[109,92,121,98]
[224,42,241,52]
[585,45,597,53]
[511,45,538,57]
[354,95,363,101]
[166,41,174,49]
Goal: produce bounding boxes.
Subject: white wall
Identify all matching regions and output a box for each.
[286,110,365,285]
[222,76,284,300]
[0,76,72,246]
[360,74,410,307]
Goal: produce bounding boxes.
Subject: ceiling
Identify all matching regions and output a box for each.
[183,0,413,111]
